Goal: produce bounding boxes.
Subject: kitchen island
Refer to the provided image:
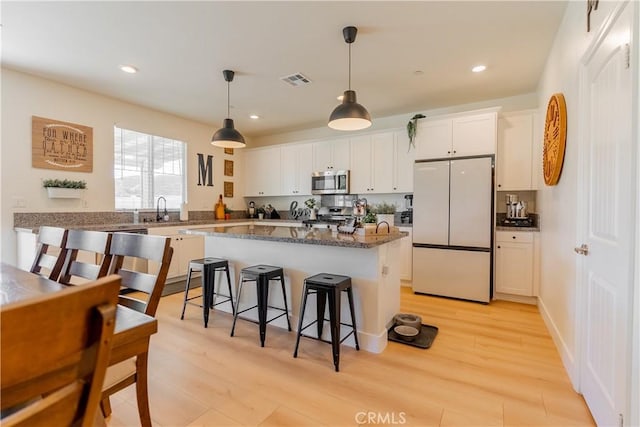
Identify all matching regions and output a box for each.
[184,225,408,353]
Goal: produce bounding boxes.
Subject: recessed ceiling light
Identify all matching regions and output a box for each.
[471,65,487,73]
[120,65,138,74]
[413,70,424,76]
[249,114,259,120]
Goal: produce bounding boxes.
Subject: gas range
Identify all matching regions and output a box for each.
[302,216,348,229]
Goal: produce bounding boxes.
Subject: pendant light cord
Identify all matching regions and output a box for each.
[348,42,352,91]
[227,81,230,118]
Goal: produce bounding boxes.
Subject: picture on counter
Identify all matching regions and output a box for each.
[224,181,233,198]
[224,147,234,155]
[224,159,234,177]
[32,116,93,172]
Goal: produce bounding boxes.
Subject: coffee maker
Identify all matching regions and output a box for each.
[401,194,413,224]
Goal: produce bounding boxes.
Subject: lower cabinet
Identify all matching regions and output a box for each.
[495,231,536,297]
[148,227,204,281]
[398,227,413,282]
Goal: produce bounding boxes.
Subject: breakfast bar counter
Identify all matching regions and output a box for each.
[183,225,408,353]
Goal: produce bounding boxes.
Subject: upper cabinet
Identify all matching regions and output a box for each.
[496,110,537,191]
[280,143,313,195]
[349,133,394,194]
[312,138,350,171]
[415,111,497,160]
[393,130,415,192]
[244,147,281,196]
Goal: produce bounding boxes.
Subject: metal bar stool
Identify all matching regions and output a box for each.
[293,273,359,372]
[181,257,234,328]
[230,265,292,347]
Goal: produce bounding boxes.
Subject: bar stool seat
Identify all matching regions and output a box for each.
[230,265,291,347]
[181,257,234,328]
[293,273,359,372]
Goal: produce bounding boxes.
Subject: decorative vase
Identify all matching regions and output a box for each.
[309,209,317,220]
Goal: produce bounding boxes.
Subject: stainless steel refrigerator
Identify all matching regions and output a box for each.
[412,155,494,303]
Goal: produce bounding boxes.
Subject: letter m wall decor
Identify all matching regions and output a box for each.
[197,153,214,186]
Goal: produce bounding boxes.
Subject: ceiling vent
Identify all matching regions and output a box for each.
[280,73,312,87]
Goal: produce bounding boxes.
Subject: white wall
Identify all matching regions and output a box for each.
[535,0,632,388]
[0,69,244,265]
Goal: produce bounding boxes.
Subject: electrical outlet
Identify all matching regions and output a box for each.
[12,197,26,208]
[381,265,389,275]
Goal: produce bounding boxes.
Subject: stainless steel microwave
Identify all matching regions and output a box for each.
[311,170,350,195]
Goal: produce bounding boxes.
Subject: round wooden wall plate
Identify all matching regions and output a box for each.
[543,93,567,186]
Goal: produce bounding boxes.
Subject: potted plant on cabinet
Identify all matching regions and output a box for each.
[43,179,87,198]
[256,206,266,220]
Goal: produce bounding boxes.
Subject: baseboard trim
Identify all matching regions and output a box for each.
[538,295,579,390]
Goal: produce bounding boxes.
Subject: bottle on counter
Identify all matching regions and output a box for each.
[215,194,225,220]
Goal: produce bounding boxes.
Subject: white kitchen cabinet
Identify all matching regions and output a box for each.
[243,147,281,196]
[495,231,534,296]
[415,111,497,160]
[393,130,415,192]
[349,133,394,194]
[312,138,350,171]
[148,227,204,281]
[398,226,413,282]
[280,143,313,195]
[497,111,536,190]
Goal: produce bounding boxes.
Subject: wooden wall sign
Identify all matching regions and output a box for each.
[543,93,567,186]
[224,181,234,198]
[32,116,93,172]
[224,147,234,155]
[224,160,234,177]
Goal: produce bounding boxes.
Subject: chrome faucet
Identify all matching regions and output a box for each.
[156,196,167,221]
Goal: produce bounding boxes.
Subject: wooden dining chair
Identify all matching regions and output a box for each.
[58,230,112,285]
[1,275,121,427]
[99,232,173,427]
[29,226,68,281]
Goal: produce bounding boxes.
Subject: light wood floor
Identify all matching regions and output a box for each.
[106,287,595,427]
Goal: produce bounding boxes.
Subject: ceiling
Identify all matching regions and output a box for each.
[1,1,567,139]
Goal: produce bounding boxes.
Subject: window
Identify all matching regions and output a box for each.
[114,126,186,210]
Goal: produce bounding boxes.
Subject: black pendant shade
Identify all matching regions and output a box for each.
[212,70,246,148]
[328,26,372,131]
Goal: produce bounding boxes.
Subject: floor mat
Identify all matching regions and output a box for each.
[387,324,438,349]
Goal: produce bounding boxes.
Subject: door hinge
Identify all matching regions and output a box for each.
[624,43,630,69]
[619,413,624,427]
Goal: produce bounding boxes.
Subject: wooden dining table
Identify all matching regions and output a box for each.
[0,262,158,425]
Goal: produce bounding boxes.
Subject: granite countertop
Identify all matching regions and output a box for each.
[184,224,408,249]
[14,218,292,234]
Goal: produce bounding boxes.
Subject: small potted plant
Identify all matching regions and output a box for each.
[372,202,396,226]
[43,178,87,198]
[224,206,232,220]
[356,210,377,235]
[305,198,317,220]
[256,205,266,220]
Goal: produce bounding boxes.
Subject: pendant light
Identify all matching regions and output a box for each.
[211,69,246,148]
[328,26,372,131]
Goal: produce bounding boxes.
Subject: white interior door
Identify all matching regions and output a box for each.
[578,3,633,425]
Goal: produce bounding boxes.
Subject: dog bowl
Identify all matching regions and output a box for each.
[394,313,422,330]
[393,325,420,342]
